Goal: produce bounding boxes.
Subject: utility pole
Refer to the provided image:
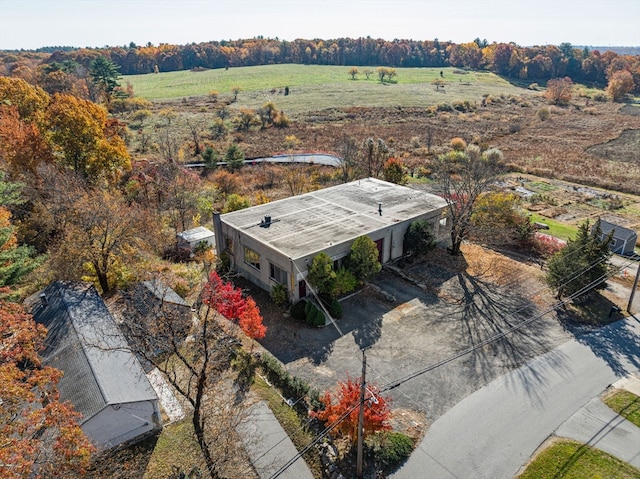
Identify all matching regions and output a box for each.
[627,260,640,314]
[357,349,366,478]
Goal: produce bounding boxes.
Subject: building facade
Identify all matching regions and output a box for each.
[213,178,449,302]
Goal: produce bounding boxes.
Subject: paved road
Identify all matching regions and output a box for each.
[391,317,640,479]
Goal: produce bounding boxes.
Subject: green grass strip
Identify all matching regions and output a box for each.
[518,439,640,479]
[603,390,640,428]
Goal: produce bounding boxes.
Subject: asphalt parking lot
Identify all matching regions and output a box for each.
[259,259,575,425]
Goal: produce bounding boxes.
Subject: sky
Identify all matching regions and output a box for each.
[1,0,639,51]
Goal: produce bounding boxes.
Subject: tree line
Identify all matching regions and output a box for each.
[2,37,640,92]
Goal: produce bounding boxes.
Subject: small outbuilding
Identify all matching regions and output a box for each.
[213,177,449,302]
[177,226,216,251]
[594,219,638,255]
[27,281,162,449]
[111,279,192,360]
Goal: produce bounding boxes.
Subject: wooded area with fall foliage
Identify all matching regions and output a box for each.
[1,30,640,478]
[3,38,639,94]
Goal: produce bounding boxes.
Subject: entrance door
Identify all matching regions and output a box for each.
[298,280,307,298]
[375,238,384,263]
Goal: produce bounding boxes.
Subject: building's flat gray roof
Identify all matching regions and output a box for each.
[221,178,447,259]
[177,226,214,243]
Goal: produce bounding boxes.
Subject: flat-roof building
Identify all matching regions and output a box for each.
[213,178,449,302]
[177,226,216,251]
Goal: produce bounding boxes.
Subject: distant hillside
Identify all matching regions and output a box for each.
[577,45,640,55]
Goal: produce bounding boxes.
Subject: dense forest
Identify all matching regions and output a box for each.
[2,37,640,92]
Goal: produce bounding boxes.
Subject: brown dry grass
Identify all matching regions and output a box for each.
[147,95,640,199]
[461,243,544,287]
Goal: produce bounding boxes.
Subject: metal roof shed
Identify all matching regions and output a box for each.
[28,281,162,449]
[177,226,216,250]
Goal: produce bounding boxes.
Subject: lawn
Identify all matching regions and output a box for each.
[517,439,640,479]
[529,213,578,241]
[603,390,640,427]
[124,64,535,115]
[143,419,204,479]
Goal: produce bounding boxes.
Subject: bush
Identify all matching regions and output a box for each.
[537,107,550,121]
[450,137,467,151]
[290,299,306,320]
[367,431,415,467]
[308,305,326,327]
[452,100,474,112]
[333,268,357,297]
[321,297,343,319]
[592,92,607,102]
[404,220,436,257]
[210,118,228,140]
[303,301,326,327]
[274,111,291,128]
[259,352,310,401]
[270,283,288,305]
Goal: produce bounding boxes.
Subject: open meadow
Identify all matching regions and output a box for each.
[121,64,640,236]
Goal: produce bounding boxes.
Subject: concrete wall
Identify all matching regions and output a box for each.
[82,400,161,449]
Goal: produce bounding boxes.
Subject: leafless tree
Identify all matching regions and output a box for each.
[334,136,360,183]
[432,145,505,255]
[362,137,391,178]
[113,280,257,479]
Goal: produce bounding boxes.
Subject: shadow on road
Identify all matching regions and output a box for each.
[573,315,640,377]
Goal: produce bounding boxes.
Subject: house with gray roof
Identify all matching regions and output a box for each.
[28,281,162,449]
[213,177,449,302]
[110,279,192,360]
[594,219,638,255]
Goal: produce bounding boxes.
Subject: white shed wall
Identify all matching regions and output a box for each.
[82,400,161,449]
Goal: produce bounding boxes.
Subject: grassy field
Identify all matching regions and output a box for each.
[603,390,640,427]
[518,439,640,479]
[529,213,579,241]
[125,64,535,114]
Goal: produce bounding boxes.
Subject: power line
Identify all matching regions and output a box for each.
[381,259,632,393]
[267,253,635,477]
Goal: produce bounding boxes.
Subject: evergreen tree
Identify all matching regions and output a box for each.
[224,143,245,171]
[307,252,336,296]
[404,220,437,258]
[89,56,121,106]
[545,220,612,300]
[348,236,381,283]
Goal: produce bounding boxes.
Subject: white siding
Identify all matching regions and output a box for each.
[82,400,161,449]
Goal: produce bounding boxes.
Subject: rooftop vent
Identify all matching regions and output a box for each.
[260,215,272,228]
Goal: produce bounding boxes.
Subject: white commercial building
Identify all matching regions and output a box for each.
[213,178,449,302]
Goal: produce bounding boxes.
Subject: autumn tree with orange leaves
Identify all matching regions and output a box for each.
[46,93,130,182]
[545,76,573,105]
[0,300,94,478]
[312,375,391,445]
[0,77,130,184]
